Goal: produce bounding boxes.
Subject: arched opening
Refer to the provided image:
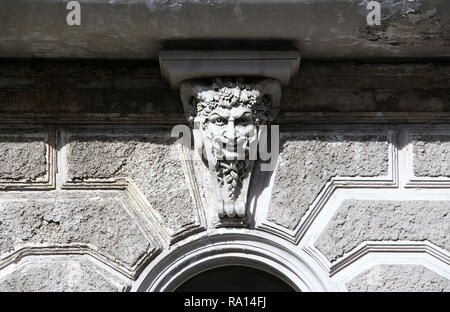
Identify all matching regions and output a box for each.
[174,265,295,292]
[134,231,331,292]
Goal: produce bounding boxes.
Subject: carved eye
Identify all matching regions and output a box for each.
[213,117,226,126]
[236,114,252,125]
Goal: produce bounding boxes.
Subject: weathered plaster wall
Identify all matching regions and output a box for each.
[65,132,198,236]
[0,124,448,291]
[0,60,449,124]
[0,0,449,59]
[0,256,127,292]
[268,133,389,230]
[0,193,158,269]
[346,265,450,292]
[315,200,450,262]
[0,135,47,182]
[413,134,450,177]
[0,61,448,292]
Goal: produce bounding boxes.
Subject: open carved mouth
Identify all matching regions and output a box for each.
[219,138,248,151]
[210,137,250,160]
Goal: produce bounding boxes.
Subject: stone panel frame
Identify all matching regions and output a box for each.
[0,254,130,292]
[299,186,450,291]
[57,126,207,244]
[403,125,450,188]
[328,242,450,291]
[1,124,448,291]
[247,125,449,292]
[0,129,55,190]
[254,126,398,244]
[0,190,164,281]
[0,245,138,283]
[134,229,331,292]
[58,127,165,189]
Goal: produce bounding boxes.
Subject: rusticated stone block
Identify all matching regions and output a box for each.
[268,133,389,230]
[66,134,197,236]
[0,193,158,269]
[125,137,197,235]
[0,134,48,182]
[67,135,135,181]
[413,134,450,177]
[315,200,450,262]
[346,265,450,292]
[0,257,126,292]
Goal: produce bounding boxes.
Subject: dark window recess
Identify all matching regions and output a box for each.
[175,266,296,292]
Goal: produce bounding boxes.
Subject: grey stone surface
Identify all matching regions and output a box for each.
[0,257,124,292]
[68,135,135,181]
[315,200,450,262]
[413,134,450,177]
[1,61,449,125]
[346,264,450,292]
[66,134,197,236]
[0,193,157,268]
[181,78,282,219]
[126,137,197,235]
[0,135,47,181]
[162,50,299,88]
[268,134,389,230]
[1,0,449,59]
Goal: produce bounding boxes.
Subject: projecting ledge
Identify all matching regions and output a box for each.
[159,50,301,89]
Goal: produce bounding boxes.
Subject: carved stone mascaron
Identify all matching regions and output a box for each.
[180,77,281,220]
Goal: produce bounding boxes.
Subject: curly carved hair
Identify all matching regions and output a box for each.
[194,79,271,126]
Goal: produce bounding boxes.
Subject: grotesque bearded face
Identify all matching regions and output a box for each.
[195,83,265,163]
[195,83,268,202]
[204,105,256,161]
[180,78,279,217]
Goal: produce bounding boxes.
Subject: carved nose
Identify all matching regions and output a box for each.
[224,121,236,141]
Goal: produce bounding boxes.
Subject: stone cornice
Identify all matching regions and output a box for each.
[159,50,301,89]
[1,0,449,59]
[0,59,449,124]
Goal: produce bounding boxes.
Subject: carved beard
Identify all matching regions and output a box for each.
[201,138,251,201]
[215,159,250,200]
[200,119,256,202]
[199,131,253,201]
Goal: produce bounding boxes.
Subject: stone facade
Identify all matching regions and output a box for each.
[0,135,47,182]
[268,133,390,230]
[346,265,450,292]
[0,193,158,270]
[413,134,450,177]
[0,256,127,292]
[315,200,450,262]
[0,131,54,189]
[63,132,199,237]
[0,61,449,292]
